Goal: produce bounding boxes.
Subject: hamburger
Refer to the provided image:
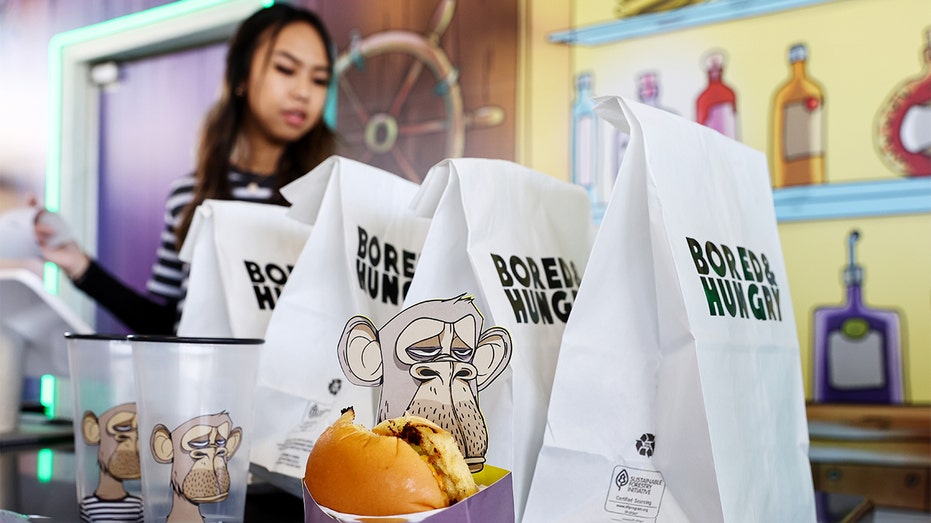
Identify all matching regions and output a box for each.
[304,407,479,516]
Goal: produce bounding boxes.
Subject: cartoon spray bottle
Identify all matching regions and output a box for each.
[812,230,904,403]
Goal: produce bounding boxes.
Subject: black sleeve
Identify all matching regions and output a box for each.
[72,260,178,335]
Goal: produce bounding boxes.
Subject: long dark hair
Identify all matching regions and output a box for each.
[175,4,336,248]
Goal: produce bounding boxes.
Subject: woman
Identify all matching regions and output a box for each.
[35,4,336,334]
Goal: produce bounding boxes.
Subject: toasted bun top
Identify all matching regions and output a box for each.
[304,408,449,516]
[373,415,478,503]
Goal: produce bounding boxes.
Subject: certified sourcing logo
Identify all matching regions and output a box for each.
[636,433,655,457]
[615,468,629,488]
[604,465,667,518]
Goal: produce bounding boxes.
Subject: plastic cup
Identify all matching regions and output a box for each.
[65,333,144,522]
[0,326,24,433]
[129,336,262,523]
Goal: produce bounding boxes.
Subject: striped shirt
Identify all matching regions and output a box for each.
[79,494,144,522]
[146,170,281,321]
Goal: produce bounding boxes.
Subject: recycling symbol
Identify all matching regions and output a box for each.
[328,378,342,395]
[636,433,655,457]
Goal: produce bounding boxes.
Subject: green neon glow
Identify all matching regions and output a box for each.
[324,77,338,129]
[43,262,58,294]
[39,374,56,419]
[46,41,62,214]
[50,0,238,48]
[43,32,61,294]
[46,0,242,210]
[36,448,54,483]
[44,0,271,294]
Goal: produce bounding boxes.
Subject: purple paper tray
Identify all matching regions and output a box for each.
[303,467,514,523]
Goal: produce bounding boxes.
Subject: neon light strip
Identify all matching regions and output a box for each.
[39,374,56,419]
[46,0,238,211]
[37,448,54,483]
[46,42,63,215]
[43,261,58,295]
[45,22,64,293]
[44,0,271,294]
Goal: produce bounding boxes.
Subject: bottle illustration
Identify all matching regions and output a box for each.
[875,28,931,177]
[771,43,825,188]
[571,71,602,209]
[612,72,674,185]
[812,230,904,404]
[696,51,739,140]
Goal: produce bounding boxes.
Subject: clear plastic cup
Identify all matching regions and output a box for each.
[128,335,262,523]
[65,333,144,522]
[0,326,24,433]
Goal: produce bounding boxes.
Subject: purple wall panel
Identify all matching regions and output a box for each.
[96,44,226,333]
[0,0,174,195]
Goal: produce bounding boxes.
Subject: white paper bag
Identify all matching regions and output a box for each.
[251,156,432,478]
[177,199,311,338]
[402,158,594,521]
[524,97,816,522]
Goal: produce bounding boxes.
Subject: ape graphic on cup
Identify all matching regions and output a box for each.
[149,412,244,522]
[66,334,144,522]
[79,402,144,521]
[128,336,261,523]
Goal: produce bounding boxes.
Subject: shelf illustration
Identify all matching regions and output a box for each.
[773,177,931,222]
[549,0,840,46]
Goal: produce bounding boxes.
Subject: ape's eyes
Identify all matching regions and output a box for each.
[113,423,133,433]
[452,347,473,360]
[451,334,473,361]
[407,346,441,360]
[189,439,210,449]
[216,437,227,447]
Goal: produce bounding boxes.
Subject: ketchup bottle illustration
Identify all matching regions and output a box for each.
[696,51,739,140]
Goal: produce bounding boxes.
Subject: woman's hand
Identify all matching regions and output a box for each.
[34,210,90,280]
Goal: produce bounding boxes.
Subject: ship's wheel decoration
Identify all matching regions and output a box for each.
[332,0,504,182]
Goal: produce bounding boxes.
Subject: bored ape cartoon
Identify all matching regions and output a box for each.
[80,402,144,522]
[338,294,512,472]
[150,412,243,523]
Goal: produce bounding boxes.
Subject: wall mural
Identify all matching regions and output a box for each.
[555,0,930,408]
[558,3,930,511]
[770,42,824,188]
[315,0,517,183]
[812,230,904,404]
[875,28,931,178]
